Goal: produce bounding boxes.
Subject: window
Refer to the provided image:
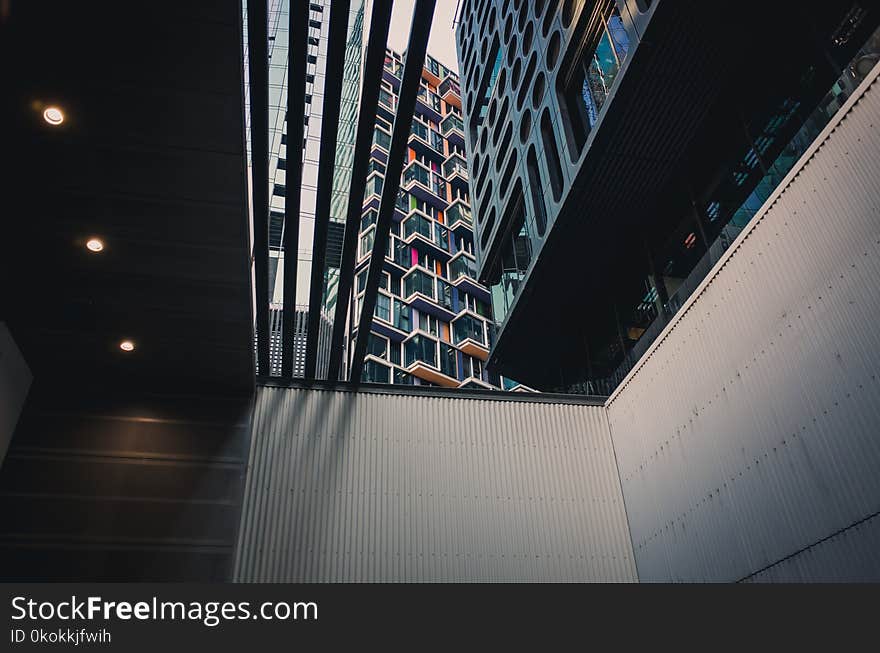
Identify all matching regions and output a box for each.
[392,299,411,332]
[557,1,630,158]
[527,145,548,235]
[440,342,457,378]
[405,334,438,368]
[418,313,439,337]
[367,333,388,358]
[375,293,391,322]
[540,110,563,201]
[362,359,390,383]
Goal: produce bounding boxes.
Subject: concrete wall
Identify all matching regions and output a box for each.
[234,386,636,582]
[605,68,880,581]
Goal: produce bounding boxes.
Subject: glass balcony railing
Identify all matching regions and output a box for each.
[384,56,402,78]
[443,155,468,179]
[425,56,442,79]
[404,333,438,368]
[437,279,454,313]
[453,313,487,347]
[403,268,435,300]
[446,201,472,227]
[363,173,383,201]
[410,120,444,154]
[439,76,460,99]
[441,113,464,137]
[417,86,442,113]
[434,223,450,252]
[403,161,446,200]
[373,127,391,151]
[449,253,478,283]
[378,87,397,112]
[403,211,433,241]
[390,237,411,269]
[360,208,377,233]
[439,341,457,379]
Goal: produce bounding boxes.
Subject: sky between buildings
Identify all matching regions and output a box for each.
[387,0,460,72]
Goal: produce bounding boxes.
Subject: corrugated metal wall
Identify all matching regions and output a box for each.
[234,387,636,582]
[605,68,880,581]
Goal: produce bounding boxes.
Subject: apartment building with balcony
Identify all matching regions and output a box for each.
[350,49,515,390]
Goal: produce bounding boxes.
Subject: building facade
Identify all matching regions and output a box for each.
[456,0,880,393]
[350,49,515,390]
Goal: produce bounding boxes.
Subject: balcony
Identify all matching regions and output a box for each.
[439,76,461,109]
[402,210,452,259]
[449,251,488,300]
[416,86,443,122]
[446,199,472,234]
[362,172,383,209]
[383,56,402,86]
[404,333,458,387]
[402,160,448,209]
[403,267,435,302]
[409,120,445,161]
[440,113,465,147]
[452,312,489,361]
[422,55,444,86]
[443,154,468,185]
[377,87,397,122]
[372,126,391,158]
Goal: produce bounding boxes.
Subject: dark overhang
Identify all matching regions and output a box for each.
[485,0,879,390]
[2,1,254,394]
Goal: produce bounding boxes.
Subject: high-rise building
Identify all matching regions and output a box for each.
[456,0,880,393]
[349,49,512,389]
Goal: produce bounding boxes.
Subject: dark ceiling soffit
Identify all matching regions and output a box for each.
[304,0,351,380]
[349,0,437,382]
[247,0,270,374]
[326,0,394,381]
[280,0,310,377]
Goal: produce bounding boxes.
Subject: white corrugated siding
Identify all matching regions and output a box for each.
[234,387,636,582]
[606,67,880,581]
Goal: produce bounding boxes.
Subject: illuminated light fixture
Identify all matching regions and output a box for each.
[119,340,135,352]
[86,238,104,253]
[43,106,64,125]
[684,232,697,249]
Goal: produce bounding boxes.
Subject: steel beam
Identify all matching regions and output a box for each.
[280,0,310,377]
[326,0,393,381]
[247,0,270,374]
[304,0,351,380]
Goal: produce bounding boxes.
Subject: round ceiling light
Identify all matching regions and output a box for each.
[119,340,135,352]
[86,238,104,252]
[43,106,64,125]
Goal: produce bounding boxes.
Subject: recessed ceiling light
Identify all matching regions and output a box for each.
[119,340,135,352]
[86,238,104,253]
[43,106,64,125]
